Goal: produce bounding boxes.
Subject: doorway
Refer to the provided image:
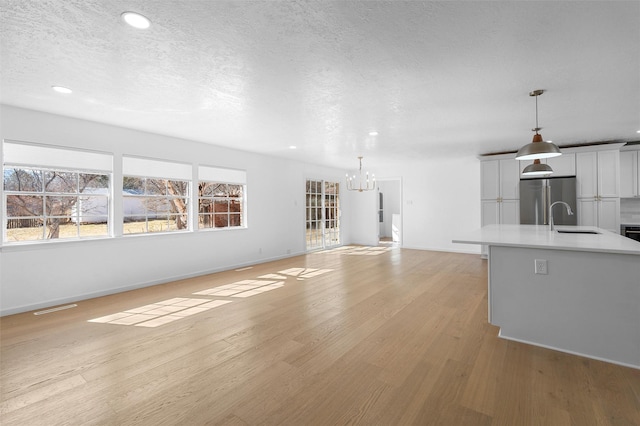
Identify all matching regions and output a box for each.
[376,179,402,246]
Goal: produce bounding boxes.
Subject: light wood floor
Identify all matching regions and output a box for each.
[1,248,639,425]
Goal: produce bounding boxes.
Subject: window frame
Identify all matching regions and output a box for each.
[3,165,111,243]
[121,156,192,237]
[197,165,247,232]
[122,176,191,236]
[197,181,246,231]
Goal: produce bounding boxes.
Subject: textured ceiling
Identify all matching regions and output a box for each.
[1,0,639,169]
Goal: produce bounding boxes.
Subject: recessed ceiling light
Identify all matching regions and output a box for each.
[289,145,297,150]
[121,11,151,29]
[636,130,640,134]
[369,131,379,136]
[51,86,72,94]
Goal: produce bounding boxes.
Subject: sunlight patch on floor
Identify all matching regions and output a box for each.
[277,268,334,278]
[256,273,288,279]
[88,267,334,328]
[194,280,284,298]
[88,298,232,327]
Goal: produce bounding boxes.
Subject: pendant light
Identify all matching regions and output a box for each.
[522,159,553,176]
[515,90,562,161]
[346,156,375,192]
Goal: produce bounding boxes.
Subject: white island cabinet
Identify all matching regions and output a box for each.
[453,224,640,369]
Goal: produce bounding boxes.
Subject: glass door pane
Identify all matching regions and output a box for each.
[305,179,340,251]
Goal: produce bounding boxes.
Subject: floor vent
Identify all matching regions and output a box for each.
[34,304,78,315]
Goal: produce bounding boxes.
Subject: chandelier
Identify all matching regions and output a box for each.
[346,156,375,192]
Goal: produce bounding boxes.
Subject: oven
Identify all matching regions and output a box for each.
[621,225,640,242]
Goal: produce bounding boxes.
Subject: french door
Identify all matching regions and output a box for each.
[305,179,340,250]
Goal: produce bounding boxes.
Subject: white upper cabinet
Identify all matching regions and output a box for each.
[576,152,598,198]
[597,150,620,198]
[481,160,500,200]
[481,158,519,200]
[480,157,520,226]
[576,150,619,199]
[575,147,621,232]
[620,150,639,198]
[500,159,520,200]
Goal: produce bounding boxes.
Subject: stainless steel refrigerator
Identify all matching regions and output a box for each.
[519,177,577,225]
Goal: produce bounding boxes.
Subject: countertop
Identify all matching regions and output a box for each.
[453,224,640,255]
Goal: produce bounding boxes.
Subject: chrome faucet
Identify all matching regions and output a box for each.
[549,201,574,231]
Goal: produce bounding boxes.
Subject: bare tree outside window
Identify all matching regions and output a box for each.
[4,167,110,241]
[122,176,189,234]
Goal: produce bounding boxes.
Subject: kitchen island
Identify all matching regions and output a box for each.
[453,224,640,369]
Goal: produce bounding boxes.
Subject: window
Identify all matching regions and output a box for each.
[3,141,112,243]
[122,157,191,235]
[198,183,243,228]
[198,166,246,230]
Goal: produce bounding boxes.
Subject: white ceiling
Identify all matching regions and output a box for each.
[1,1,639,169]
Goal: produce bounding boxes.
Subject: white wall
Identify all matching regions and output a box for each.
[347,188,379,246]
[0,105,350,315]
[373,157,482,254]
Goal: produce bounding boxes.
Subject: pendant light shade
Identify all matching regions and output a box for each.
[516,136,562,160]
[522,159,553,176]
[515,90,562,161]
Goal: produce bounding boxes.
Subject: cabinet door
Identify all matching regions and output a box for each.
[481,200,500,226]
[576,152,597,198]
[500,159,520,200]
[501,199,520,225]
[619,150,638,198]
[546,153,576,177]
[481,160,500,200]
[577,198,598,227]
[598,198,620,232]
[597,150,620,198]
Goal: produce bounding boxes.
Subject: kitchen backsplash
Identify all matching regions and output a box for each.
[620,198,640,224]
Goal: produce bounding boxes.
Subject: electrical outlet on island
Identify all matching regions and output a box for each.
[534,259,548,275]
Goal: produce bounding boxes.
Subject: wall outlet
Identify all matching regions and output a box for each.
[534,259,548,275]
